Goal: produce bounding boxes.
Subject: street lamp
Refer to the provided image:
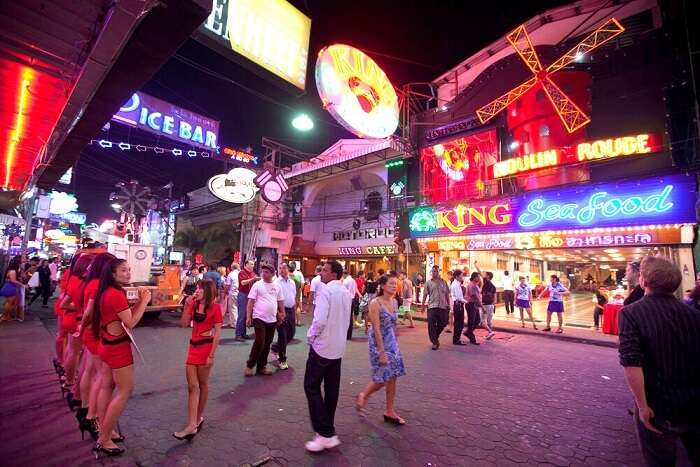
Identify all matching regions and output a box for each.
[111,203,121,210]
[292,113,314,131]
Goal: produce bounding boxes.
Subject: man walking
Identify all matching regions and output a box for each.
[502,270,515,316]
[48,257,59,296]
[236,260,259,341]
[289,261,304,332]
[223,262,240,328]
[274,263,298,370]
[400,271,415,327]
[245,264,284,376]
[475,263,496,339]
[304,261,352,452]
[310,265,324,313]
[449,269,467,345]
[618,256,700,466]
[343,270,361,340]
[464,272,482,345]
[421,265,450,350]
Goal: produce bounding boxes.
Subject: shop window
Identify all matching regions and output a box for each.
[539,124,550,137]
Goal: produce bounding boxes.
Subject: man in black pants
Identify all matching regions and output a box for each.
[421,265,451,350]
[304,261,352,452]
[502,270,515,316]
[464,272,482,345]
[274,263,298,370]
[245,264,284,376]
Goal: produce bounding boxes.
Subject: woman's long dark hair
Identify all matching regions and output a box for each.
[194,279,216,313]
[85,253,116,283]
[70,254,93,280]
[375,274,393,298]
[4,255,22,279]
[91,258,127,337]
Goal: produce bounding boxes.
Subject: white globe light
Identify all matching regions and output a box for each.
[292,114,314,131]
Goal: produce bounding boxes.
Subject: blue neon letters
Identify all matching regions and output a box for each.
[518,185,675,228]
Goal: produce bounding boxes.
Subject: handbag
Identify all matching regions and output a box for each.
[0,281,18,297]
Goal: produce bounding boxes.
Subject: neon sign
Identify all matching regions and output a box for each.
[491,133,661,179]
[337,245,396,256]
[410,174,696,237]
[199,0,311,90]
[316,44,399,138]
[114,92,220,151]
[518,184,674,229]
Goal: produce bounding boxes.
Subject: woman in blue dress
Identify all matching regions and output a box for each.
[356,274,407,425]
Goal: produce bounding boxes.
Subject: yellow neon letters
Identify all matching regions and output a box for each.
[435,203,512,233]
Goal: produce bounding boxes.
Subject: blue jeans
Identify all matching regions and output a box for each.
[236,292,248,338]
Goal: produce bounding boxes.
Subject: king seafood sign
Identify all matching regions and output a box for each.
[409,174,696,238]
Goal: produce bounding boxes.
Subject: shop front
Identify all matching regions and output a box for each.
[410,173,698,328]
[316,242,400,276]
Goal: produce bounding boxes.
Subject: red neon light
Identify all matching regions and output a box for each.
[476,18,625,133]
[4,71,33,189]
[490,133,662,179]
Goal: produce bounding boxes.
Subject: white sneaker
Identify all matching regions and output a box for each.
[305,434,341,452]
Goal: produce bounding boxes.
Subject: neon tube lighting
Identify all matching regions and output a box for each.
[4,74,32,189]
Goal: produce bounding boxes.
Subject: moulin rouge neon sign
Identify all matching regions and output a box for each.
[409,174,696,237]
[491,133,661,179]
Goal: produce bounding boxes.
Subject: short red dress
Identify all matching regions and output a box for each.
[54,272,71,318]
[97,287,133,369]
[62,276,85,334]
[80,279,100,355]
[186,302,222,365]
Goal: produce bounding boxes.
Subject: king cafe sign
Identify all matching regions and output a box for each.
[409,174,696,238]
[491,133,662,179]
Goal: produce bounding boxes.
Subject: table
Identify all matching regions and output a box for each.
[602,303,623,335]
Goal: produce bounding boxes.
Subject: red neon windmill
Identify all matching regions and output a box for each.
[476,18,625,133]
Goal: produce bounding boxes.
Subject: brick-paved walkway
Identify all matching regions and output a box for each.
[0,304,642,466]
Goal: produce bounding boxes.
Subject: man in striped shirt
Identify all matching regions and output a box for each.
[618,256,700,466]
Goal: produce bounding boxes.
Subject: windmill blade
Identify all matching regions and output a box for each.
[476,77,537,124]
[506,25,543,74]
[541,77,591,133]
[546,18,625,74]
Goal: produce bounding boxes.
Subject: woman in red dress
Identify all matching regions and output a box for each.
[76,253,116,439]
[91,258,151,457]
[173,279,222,441]
[53,254,81,377]
[60,254,92,403]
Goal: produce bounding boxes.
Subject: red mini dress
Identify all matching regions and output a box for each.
[54,272,71,318]
[97,287,133,369]
[80,279,100,355]
[186,302,222,365]
[62,276,85,334]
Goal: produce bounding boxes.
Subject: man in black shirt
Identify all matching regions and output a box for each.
[592,285,607,330]
[618,256,700,466]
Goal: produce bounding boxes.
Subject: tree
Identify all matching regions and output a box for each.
[173,228,205,258]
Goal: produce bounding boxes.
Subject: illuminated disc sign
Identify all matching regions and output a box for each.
[208,168,258,204]
[316,44,399,138]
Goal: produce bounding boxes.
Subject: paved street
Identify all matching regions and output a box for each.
[0,301,642,467]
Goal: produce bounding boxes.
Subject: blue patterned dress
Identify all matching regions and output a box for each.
[368,300,406,383]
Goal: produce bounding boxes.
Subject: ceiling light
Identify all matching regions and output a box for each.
[292,113,314,131]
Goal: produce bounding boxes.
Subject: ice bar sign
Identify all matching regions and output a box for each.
[114,92,220,151]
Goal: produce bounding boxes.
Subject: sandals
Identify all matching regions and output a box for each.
[542,327,551,332]
[555,328,563,333]
[383,414,407,426]
[355,393,367,416]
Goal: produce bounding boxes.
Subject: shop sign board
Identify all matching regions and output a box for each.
[332,227,393,241]
[208,168,259,203]
[337,245,396,256]
[198,0,311,90]
[491,133,662,179]
[50,212,87,224]
[114,92,220,151]
[431,229,683,252]
[410,174,696,238]
[213,147,257,165]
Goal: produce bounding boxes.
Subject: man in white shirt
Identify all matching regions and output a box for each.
[450,269,468,346]
[309,265,325,312]
[48,257,59,296]
[304,261,351,452]
[342,270,361,340]
[274,263,298,370]
[223,262,240,328]
[245,264,284,376]
[502,270,515,316]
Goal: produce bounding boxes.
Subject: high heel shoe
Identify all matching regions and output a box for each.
[67,397,82,412]
[52,359,63,374]
[111,433,125,443]
[197,418,204,431]
[172,428,198,441]
[75,407,88,423]
[80,419,99,441]
[92,442,124,458]
[61,385,72,398]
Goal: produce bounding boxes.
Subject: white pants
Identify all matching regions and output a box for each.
[481,304,494,331]
[224,294,238,326]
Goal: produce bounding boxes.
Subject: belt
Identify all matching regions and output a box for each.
[190,337,214,346]
[101,335,130,346]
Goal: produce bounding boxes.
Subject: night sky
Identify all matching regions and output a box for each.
[73,0,567,223]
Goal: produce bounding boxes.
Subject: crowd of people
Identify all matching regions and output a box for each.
[3,249,699,464]
[1,254,60,321]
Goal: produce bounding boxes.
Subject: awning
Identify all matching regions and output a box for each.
[288,236,317,257]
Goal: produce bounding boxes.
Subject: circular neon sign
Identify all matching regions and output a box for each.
[315,44,399,139]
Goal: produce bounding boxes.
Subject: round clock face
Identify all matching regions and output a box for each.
[316,44,399,139]
[135,249,148,260]
[262,181,283,203]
